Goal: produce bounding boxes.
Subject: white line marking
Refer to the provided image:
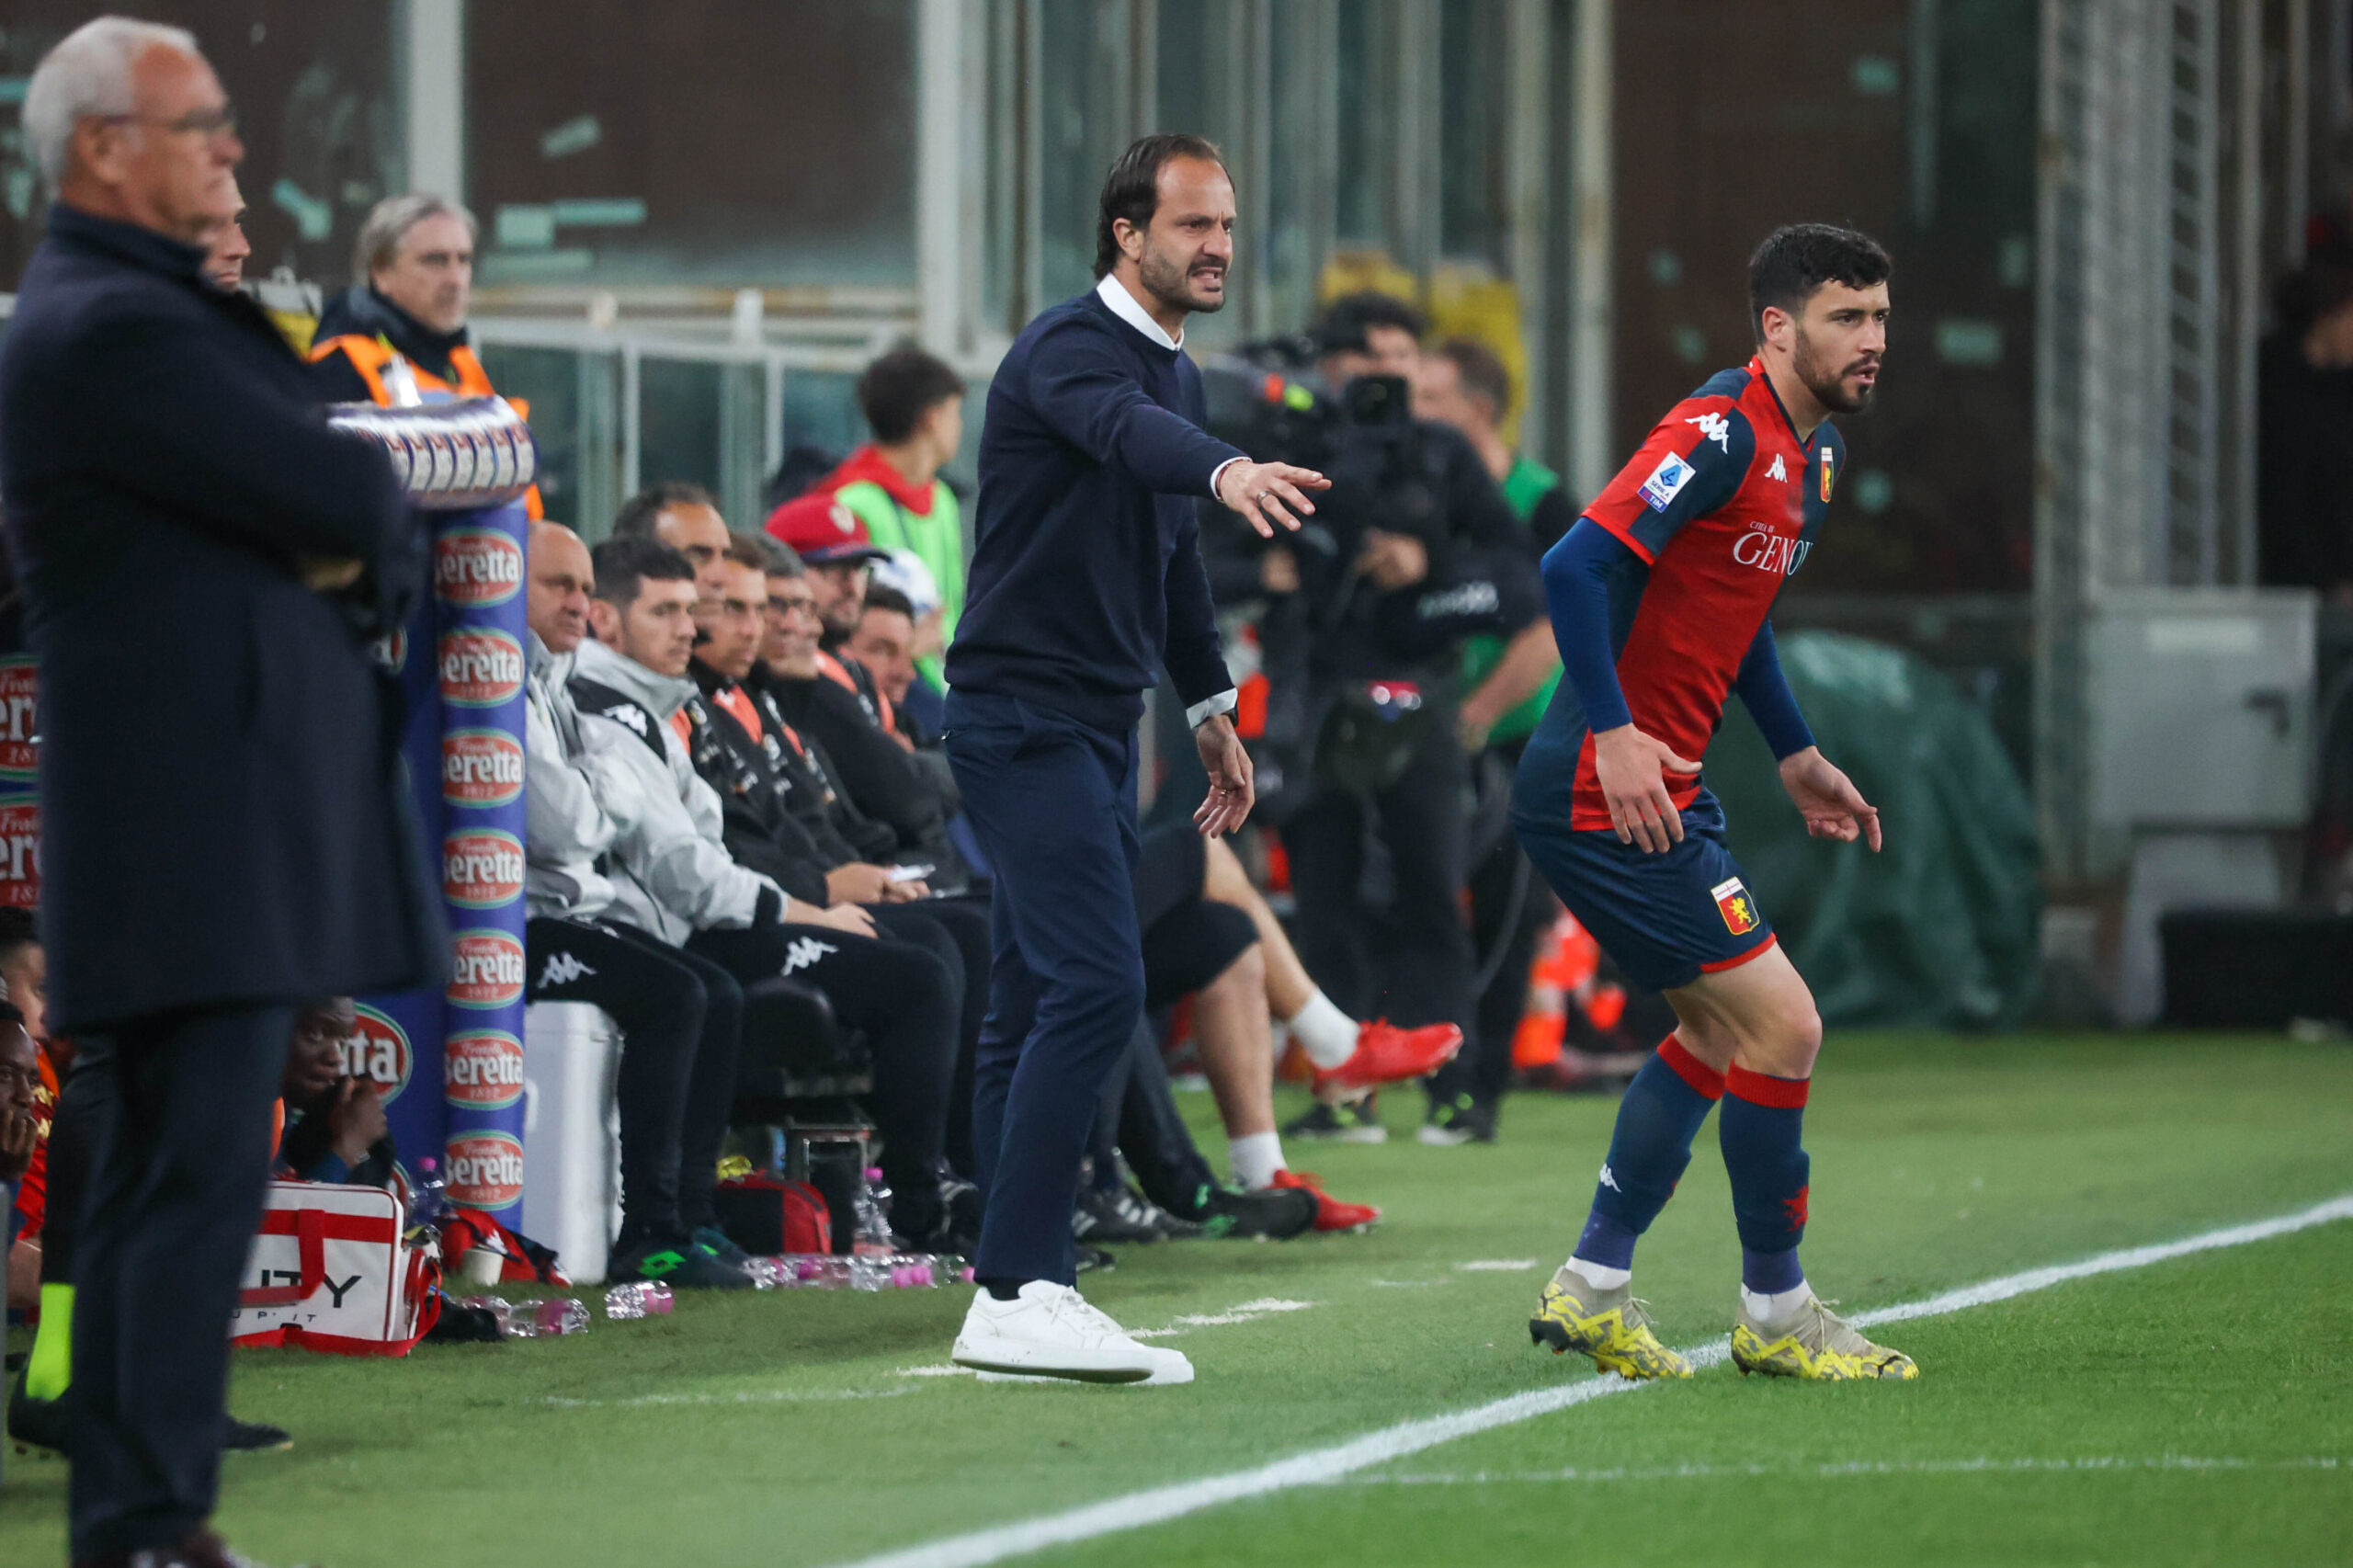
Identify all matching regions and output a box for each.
[1352,1455,2349,1486]
[547,1385,915,1409]
[1456,1259,1542,1272]
[824,1192,2353,1568]
[1128,1299,1321,1339]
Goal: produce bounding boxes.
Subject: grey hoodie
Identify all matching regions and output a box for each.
[523,629,632,923]
[569,636,779,945]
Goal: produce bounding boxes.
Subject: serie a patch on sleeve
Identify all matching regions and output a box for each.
[1639,451,1696,513]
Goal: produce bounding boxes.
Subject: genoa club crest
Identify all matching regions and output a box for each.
[1711,876,1760,936]
[1819,449,1836,503]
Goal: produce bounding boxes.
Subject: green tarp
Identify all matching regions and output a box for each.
[1702,630,2041,1028]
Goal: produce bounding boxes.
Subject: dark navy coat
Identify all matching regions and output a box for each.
[0,205,438,1034]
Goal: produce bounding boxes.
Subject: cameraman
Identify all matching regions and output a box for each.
[1237,293,1541,1142]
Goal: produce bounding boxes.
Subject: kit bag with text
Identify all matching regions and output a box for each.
[229,1180,440,1356]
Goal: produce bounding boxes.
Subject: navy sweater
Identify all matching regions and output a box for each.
[945,289,1246,733]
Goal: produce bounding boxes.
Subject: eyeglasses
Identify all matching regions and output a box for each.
[767,596,819,617]
[104,101,238,140]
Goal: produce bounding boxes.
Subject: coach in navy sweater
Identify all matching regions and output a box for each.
[943,135,1325,1384]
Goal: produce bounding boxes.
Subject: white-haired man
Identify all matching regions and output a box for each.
[1,17,423,1566]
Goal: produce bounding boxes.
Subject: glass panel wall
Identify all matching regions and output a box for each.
[465,0,916,292]
[2,1,400,291]
[1032,0,1138,309]
[1438,0,1511,270]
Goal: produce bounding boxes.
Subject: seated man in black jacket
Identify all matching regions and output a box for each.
[682,539,987,1242]
[754,539,971,882]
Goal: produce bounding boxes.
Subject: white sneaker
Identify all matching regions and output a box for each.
[950,1281,1195,1385]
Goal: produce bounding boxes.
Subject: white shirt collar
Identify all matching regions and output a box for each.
[1096,273,1183,351]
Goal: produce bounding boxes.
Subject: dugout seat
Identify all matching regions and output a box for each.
[732,976,876,1190]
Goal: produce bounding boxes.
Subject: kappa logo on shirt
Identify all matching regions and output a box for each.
[780,937,837,975]
[600,704,649,737]
[1767,453,1788,483]
[1639,452,1697,513]
[1686,412,1731,450]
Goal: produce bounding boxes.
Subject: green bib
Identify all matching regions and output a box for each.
[1463,455,1563,744]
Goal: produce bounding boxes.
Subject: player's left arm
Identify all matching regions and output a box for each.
[1736,621,1881,850]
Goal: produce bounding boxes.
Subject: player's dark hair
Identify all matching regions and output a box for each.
[860,585,916,620]
[1747,224,1892,343]
[858,346,965,444]
[609,481,721,542]
[1434,336,1513,420]
[590,536,695,610]
[0,1000,23,1031]
[721,534,779,575]
[1314,290,1428,356]
[0,906,38,969]
[1096,132,1229,279]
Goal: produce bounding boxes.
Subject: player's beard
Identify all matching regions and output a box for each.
[1793,324,1876,415]
[1139,237,1226,317]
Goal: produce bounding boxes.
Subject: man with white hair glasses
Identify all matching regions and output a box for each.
[1,17,424,1566]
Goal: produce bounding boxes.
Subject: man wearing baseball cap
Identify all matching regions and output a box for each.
[767,491,890,644]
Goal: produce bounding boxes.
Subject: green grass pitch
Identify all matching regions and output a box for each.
[5,1031,2349,1566]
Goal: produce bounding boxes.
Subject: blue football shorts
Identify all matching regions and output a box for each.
[1513,786,1777,994]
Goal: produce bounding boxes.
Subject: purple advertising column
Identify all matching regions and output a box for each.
[337,398,538,1230]
[432,506,531,1225]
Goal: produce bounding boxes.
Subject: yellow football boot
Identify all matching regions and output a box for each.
[1528,1266,1692,1380]
[1731,1293,1918,1381]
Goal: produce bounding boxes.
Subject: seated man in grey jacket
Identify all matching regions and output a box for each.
[521,520,757,1288]
[566,535,968,1248]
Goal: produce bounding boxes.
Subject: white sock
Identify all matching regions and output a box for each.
[1229,1131,1285,1190]
[1566,1256,1631,1292]
[1283,990,1358,1070]
[1740,1282,1811,1324]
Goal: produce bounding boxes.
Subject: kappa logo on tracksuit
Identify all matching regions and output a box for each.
[780,937,836,976]
[539,952,597,989]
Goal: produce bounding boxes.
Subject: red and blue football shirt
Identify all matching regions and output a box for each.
[1549,357,1842,830]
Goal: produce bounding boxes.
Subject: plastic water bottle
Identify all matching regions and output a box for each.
[603,1282,675,1320]
[761,1254,850,1289]
[531,1298,590,1336]
[851,1167,894,1256]
[454,1294,514,1335]
[408,1157,449,1233]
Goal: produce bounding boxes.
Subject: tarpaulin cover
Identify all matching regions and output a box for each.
[1700,630,2041,1028]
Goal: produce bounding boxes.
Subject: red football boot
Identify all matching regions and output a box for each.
[1311,1018,1464,1095]
[1268,1169,1381,1233]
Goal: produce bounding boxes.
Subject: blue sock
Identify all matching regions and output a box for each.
[1572,1039,1722,1270]
[1721,1065,1812,1292]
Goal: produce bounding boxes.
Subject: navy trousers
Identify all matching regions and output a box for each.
[70,1003,293,1558]
[945,690,1144,1286]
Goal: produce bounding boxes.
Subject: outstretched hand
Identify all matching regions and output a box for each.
[1779,746,1882,850]
[1194,712,1256,837]
[1215,459,1330,539]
